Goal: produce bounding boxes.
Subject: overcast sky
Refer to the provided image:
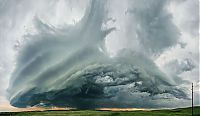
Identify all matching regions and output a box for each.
[0,0,199,111]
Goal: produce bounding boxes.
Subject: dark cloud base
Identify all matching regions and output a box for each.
[9,52,188,109]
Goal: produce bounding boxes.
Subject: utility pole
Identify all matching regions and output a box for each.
[192,83,193,116]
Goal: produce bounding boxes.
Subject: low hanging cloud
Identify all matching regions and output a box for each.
[6,0,193,109]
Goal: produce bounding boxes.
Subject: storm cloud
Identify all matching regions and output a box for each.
[3,0,198,109]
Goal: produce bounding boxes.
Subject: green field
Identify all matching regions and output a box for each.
[1,106,199,116]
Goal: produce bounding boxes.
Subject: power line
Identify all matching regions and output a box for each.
[192,83,193,116]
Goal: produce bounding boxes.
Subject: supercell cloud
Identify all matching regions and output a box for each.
[2,0,198,109]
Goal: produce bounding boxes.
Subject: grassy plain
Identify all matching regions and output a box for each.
[0,106,199,116]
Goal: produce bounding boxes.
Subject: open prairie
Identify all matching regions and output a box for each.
[1,106,200,116]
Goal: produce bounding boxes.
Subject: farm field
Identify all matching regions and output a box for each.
[0,106,199,116]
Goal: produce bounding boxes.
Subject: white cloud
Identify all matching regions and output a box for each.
[0,0,199,109]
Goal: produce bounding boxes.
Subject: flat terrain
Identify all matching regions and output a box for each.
[0,106,199,116]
